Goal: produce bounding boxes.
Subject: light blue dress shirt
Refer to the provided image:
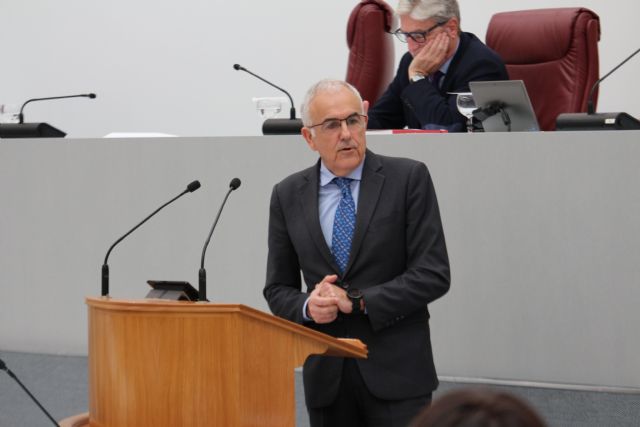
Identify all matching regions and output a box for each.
[317,160,364,248]
[302,157,365,321]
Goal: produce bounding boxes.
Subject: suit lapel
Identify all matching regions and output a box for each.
[441,32,470,92]
[298,162,338,271]
[344,151,384,276]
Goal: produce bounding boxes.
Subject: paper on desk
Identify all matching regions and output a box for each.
[103,132,177,138]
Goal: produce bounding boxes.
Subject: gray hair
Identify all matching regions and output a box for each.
[396,0,460,23]
[300,79,364,128]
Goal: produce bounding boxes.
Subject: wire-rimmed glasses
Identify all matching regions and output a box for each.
[308,113,368,134]
[391,21,446,43]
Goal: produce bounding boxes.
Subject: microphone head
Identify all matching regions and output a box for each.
[88,93,97,99]
[187,180,202,192]
[229,178,241,190]
[233,64,243,71]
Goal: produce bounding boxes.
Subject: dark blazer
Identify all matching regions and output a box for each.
[367,32,509,131]
[264,150,450,408]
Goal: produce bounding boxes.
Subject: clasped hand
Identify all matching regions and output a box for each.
[307,274,352,323]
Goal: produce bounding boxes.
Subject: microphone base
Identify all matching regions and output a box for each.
[146,280,199,301]
[0,122,66,138]
[198,268,208,302]
[262,118,303,135]
[556,112,640,131]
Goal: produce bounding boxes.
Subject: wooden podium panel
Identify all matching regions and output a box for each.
[85,297,366,427]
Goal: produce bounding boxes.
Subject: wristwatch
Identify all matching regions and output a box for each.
[410,73,426,83]
[347,288,363,314]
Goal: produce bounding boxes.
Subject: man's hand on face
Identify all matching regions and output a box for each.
[408,32,451,79]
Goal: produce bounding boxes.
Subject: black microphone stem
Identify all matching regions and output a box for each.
[199,178,241,302]
[587,47,640,114]
[234,65,296,119]
[19,93,96,124]
[200,188,234,270]
[199,188,233,302]
[102,180,200,297]
[104,189,188,266]
[0,358,59,426]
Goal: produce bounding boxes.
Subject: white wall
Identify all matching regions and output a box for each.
[1,0,638,138]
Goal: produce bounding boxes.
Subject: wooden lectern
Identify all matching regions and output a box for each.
[60,297,367,427]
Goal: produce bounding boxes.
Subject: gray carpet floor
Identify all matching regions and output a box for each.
[1,351,638,426]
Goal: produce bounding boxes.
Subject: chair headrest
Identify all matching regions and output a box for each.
[347,0,395,47]
[486,7,600,64]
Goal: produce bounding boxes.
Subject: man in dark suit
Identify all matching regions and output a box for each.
[264,79,450,426]
[367,0,508,131]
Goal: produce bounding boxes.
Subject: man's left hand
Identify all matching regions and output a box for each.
[317,282,354,314]
[408,32,450,79]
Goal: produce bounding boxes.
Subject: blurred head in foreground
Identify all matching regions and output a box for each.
[410,388,547,427]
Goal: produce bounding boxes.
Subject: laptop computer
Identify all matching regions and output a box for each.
[469,80,540,132]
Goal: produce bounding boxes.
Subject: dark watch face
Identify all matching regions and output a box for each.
[347,288,362,299]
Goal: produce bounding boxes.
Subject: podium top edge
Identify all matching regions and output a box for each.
[85,296,249,312]
[85,296,368,358]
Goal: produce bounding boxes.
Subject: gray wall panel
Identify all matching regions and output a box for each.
[1,131,639,389]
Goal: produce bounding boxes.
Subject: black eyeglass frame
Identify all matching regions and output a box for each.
[391,20,447,43]
[307,113,368,131]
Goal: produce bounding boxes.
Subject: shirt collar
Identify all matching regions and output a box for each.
[319,156,365,187]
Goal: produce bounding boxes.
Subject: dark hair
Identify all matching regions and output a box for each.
[410,388,547,427]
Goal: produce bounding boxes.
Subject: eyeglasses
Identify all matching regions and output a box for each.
[391,21,446,43]
[308,113,367,134]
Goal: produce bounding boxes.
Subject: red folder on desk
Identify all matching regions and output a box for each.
[366,129,449,135]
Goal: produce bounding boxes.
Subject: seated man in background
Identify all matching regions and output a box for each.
[367,0,508,131]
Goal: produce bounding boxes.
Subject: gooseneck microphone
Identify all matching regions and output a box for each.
[199,178,241,302]
[101,180,201,297]
[0,93,97,138]
[556,47,640,130]
[0,357,59,426]
[233,64,303,135]
[233,64,296,120]
[19,93,97,124]
[587,48,640,114]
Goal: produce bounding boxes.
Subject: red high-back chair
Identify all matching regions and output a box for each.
[346,0,397,105]
[486,8,601,131]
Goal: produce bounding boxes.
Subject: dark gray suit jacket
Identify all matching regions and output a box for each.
[264,150,450,408]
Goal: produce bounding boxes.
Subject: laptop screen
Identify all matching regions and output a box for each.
[470,80,540,132]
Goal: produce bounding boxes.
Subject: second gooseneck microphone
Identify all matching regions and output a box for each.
[233,64,303,135]
[556,47,640,130]
[199,178,241,302]
[19,93,97,124]
[586,47,640,114]
[101,180,201,297]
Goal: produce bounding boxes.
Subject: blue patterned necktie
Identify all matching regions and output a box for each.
[429,70,444,90]
[331,177,356,274]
